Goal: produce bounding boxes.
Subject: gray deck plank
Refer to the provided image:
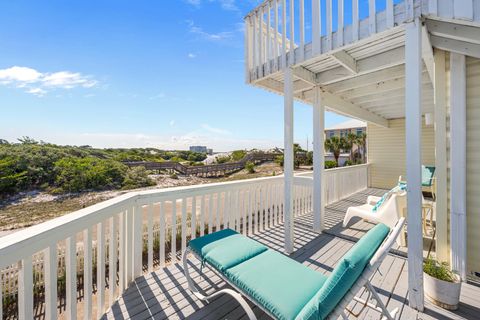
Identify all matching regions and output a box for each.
[102,188,479,320]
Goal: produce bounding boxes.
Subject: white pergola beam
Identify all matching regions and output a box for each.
[331,50,358,74]
[292,66,317,85]
[426,19,480,45]
[405,19,424,312]
[318,90,389,128]
[284,67,295,254]
[317,46,405,85]
[450,52,467,280]
[431,35,480,59]
[313,86,325,233]
[422,25,435,83]
[433,49,449,263]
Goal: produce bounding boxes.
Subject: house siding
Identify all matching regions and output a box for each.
[367,119,435,189]
[466,56,480,279]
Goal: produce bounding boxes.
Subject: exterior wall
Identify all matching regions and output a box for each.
[466,57,480,279]
[325,127,366,139]
[367,119,435,189]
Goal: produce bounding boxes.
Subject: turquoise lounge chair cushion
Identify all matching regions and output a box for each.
[188,229,268,271]
[225,249,328,320]
[422,165,435,186]
[297,223,390,320]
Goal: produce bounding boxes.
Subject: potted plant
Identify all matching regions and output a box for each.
[423,258,462,310]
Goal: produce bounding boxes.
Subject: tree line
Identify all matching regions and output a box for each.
[0,137,208,197]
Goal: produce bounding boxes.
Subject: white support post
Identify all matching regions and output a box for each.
[282,0,287,68]
[266,1,271,73]
[338,0,344,46]
[313,86,325,232]
[352,0,359,41]
[433,49,449,263]
[289,0,295,65]
[284,67,295,253]
[450,52,467,280]
[405,19,424,312]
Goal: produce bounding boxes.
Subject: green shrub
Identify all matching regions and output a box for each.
[231,150,247,161]
[423,258,456,282]
[245,161,255,174]
[324,160,337,169]
[54,157,126,193]
[170,173,179,180]
[344,160,353,166]
[122,166,156,190]
[216,156,230,164]
[275,155,284,167]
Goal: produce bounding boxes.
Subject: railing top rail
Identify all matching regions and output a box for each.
[0,163,369,269]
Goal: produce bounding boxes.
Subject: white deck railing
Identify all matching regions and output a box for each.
[244,0,423,82]
[0,164,368,319]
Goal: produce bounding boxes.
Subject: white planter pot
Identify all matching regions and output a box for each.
[424,272,461,310]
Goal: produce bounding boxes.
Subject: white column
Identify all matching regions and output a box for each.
[450,52,467,280]
[433,49,449,263]
[284,67,294,253]
[405,19,424,311]
[313,86,325,232]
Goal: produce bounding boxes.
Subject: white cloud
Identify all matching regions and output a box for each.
[201,124,231,135]
[188,21,233,41]
[27,87,47,97]
[0,66,98,96]
[187,53,197,58]
[185,0,238,11]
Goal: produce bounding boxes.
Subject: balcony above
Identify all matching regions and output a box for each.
[244,0,480,126]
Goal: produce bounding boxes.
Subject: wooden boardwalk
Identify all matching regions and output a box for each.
[102,189,480,320]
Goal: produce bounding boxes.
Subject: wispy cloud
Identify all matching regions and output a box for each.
[185,0,239,11]
[169,120,176,127]
[187,20,233,41]
[0,66,98,96]
[201,124,231,135]
[187,53,197,58]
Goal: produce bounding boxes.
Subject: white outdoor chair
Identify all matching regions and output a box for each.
[343,191,407,246]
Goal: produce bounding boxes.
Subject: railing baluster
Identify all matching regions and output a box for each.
[118,211,125,292]
[326,0,332,50]
[266,1,271,74]
[97,222,105,316]
[200,195,205,236]
[125,208,133,285]
[258,7,264,77]
[18,257,33,320]
[274,0,279,71]
[312,0,321,55]
[282,0,287,68]
[171,199,177,262]
[83,229,92,320]
[133,205,142,278]
[254,187,259,233]
[338,0,344,46]
[248,188,253,235]
[181,198,187,255]
[65,236,76,320]
[208,194,213,234]
[252,11,258,75]
[159,202,166,267]
[191,196,197,239]
[353,0,359,41]
[243,190,248,234]
[109,216,117,306]
[147,205,153,272]
[44,244,57,320]
[369,0,376,35]
[299,0,305,61]
[289,0,295,65]
[216,192,221,231]
[387,0,394,28]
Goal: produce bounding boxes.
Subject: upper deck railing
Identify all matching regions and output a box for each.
[245,0,480,83]
[0,164,368,319]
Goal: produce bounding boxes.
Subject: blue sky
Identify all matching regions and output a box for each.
[0,0,357,151]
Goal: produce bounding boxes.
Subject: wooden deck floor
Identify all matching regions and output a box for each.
[102,188,480,320]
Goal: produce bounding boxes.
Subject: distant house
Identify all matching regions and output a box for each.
[189,146,208,153]
[325,119,366,139]
[324,119,367,166]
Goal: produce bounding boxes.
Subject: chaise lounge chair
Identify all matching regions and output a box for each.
[183,217,405,320]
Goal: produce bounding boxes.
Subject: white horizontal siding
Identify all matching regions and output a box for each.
[367,119,435,189]
[466,56,480,279]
